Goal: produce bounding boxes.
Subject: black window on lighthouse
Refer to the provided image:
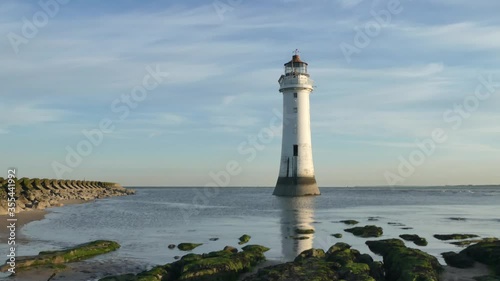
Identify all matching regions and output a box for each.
[293,145,298,156]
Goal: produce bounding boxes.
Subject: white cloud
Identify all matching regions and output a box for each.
[394,22,500,50]
[0,104,65,132]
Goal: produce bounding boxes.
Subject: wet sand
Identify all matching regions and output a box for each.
[6,259,146,281]
[441,263,492,281]
[0,199,87,243]
[0,210,47,244]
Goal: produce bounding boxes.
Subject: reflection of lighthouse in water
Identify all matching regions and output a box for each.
[278,197,316,261]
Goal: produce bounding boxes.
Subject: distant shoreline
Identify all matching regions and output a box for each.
[128,185,500,188]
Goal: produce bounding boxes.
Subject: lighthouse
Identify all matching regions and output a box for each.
[273,51,320,197]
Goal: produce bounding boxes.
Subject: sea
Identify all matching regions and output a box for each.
[1,186,499,279]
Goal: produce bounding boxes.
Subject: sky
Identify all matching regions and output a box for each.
[1,0,500,187]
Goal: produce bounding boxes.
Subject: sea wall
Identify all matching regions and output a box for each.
[0,177,135,215]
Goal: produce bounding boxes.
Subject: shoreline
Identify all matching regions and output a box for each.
[0,199,88,244]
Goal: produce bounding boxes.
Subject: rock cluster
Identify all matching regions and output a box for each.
[244,243,383,281]
[0,177,135,215]
[366,239,442,281]
[442,239,500,276]
[100,244,270,281]
[0,240,120,272]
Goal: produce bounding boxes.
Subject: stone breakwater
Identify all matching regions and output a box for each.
[0,177,135,215]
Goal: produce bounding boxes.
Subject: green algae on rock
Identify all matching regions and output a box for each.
[441,251,475,268]
[331,233,343,238]
[434,234,479,241]
[177,243,203,251]
[100,245,269,281]
[399,234,428,246]
[243,243,379,281]
[339,219,359,225]
[345,225,383,238]
[294,248,325,262]
[452,237,499,247]
[460,239,500,275]
[366,239,442,281]
[239,234,251,245]
[0,240,120,272]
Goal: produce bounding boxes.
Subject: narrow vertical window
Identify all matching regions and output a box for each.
[293,145,298,156]
[293,93,297,98]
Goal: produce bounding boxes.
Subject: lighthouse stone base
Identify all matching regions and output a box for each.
[273,177,320,197]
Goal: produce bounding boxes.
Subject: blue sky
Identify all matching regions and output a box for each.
[1,0,500,186]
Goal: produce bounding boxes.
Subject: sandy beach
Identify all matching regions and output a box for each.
[0,199,87,243]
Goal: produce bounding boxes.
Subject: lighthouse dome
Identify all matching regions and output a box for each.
[284,55,308,75]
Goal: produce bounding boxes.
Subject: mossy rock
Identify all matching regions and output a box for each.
[0,240,120,272]
[366,239,442,281]
[345,225,383,238]
[326,248,358,266]
[294,248,325,262]
[294,228,315,234]
[441,251,475,268]
[331,233,343,238]
[339,219,359,225]
[399,234,428,246]
[451,237,498,247]
[102,245,269,281]
[365,239,404,256]
[238,234,251,245]
[339,262,374,281]
[243,242,379,281]
[243,255,339,281]
[461,240,500,275]
[434,234,479,241]
[357,253,374,264]
[179,247,268,280]
[326,242,352,256]
[178,243,203,251]
[368,261,385,281]
[241,245,270,253]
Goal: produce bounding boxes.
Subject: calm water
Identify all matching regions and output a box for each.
[4,186,500,277]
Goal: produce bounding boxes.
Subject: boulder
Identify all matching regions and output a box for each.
[433,234,479,241]
[441,251,475,268]
[239,234,251,245]
[366,239,442,281]
[177,243,203,251]
[345,225,383,238]
[460,239,500,275]
[0,240,120,272]
[399,234,428,246]
[339,220,359,225]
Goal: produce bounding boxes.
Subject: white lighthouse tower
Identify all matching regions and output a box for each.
[273,51,320,197]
